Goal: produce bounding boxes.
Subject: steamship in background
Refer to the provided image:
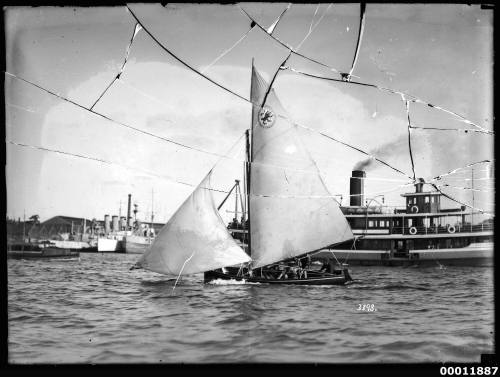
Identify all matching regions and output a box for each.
[226,170,494,267]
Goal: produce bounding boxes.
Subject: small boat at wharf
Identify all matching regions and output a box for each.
[7,240,80,259]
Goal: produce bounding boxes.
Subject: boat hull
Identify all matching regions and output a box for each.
[45,240,97,253]
[97,238,124,252]
[123,235,153,254]
[7,246,79,259]
[204,267,352,285]
[324,242,493,267]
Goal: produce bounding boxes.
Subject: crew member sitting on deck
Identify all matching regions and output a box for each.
[288,266,298,280]
[300,255,311,269]
[278,266,289,279]
[320,258,335,273]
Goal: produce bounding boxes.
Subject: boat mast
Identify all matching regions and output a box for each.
[245,128,251,257]
[151,188,154,237]
[22,210,26,251]
[246,58,255,258]
[471,167,474,230]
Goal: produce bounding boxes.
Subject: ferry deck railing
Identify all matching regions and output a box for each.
[388,223,494,235]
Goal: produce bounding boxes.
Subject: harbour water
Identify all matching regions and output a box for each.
[8,252,494,364]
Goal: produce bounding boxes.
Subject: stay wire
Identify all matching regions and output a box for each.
[5,71,229,159]
[6,140,231,194]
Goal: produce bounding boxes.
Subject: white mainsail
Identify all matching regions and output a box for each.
[136,172,251,275]
[249,64,353,268]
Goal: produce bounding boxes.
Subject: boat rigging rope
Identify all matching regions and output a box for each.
[343,237,358,265]
[330,250,341,266]
[5,72,229,159]
[6,140,231,194]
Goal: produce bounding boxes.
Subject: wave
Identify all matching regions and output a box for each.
[207,278,260,285]
[347,282,434,291]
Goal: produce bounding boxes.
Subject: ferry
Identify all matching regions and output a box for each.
[321,170,494,267]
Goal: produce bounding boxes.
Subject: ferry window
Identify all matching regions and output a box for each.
[425,196,430,203]
[380,220,385,227]
[431,196,435,203]
[368,220,374,227]
[408,219,413,227]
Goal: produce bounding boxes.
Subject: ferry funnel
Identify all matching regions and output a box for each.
[415,178,425,193]
[350,170,366,206]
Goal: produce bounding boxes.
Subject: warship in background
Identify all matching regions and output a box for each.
[97,194,157,253]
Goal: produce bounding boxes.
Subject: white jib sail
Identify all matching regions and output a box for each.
[136,172,251,275]
[249,64,353,268]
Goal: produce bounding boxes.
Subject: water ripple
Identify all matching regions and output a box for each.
[7,254,494,363]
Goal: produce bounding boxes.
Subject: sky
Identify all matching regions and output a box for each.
[5,3,494,224]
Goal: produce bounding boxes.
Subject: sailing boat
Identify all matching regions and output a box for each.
[133,62,354,285]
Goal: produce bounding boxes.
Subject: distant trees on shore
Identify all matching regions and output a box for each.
[6,214,40,242]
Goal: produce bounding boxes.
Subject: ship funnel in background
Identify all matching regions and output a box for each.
[350,170,366,206]
[126,194,132,230]
[104,214,111,235]
[120,216,127,231]
[415,177,425,193]
[111,216,119,232]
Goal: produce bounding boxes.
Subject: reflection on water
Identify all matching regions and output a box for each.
[8,253,494,363]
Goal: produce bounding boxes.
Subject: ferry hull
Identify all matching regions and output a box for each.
[324,242,493,267]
